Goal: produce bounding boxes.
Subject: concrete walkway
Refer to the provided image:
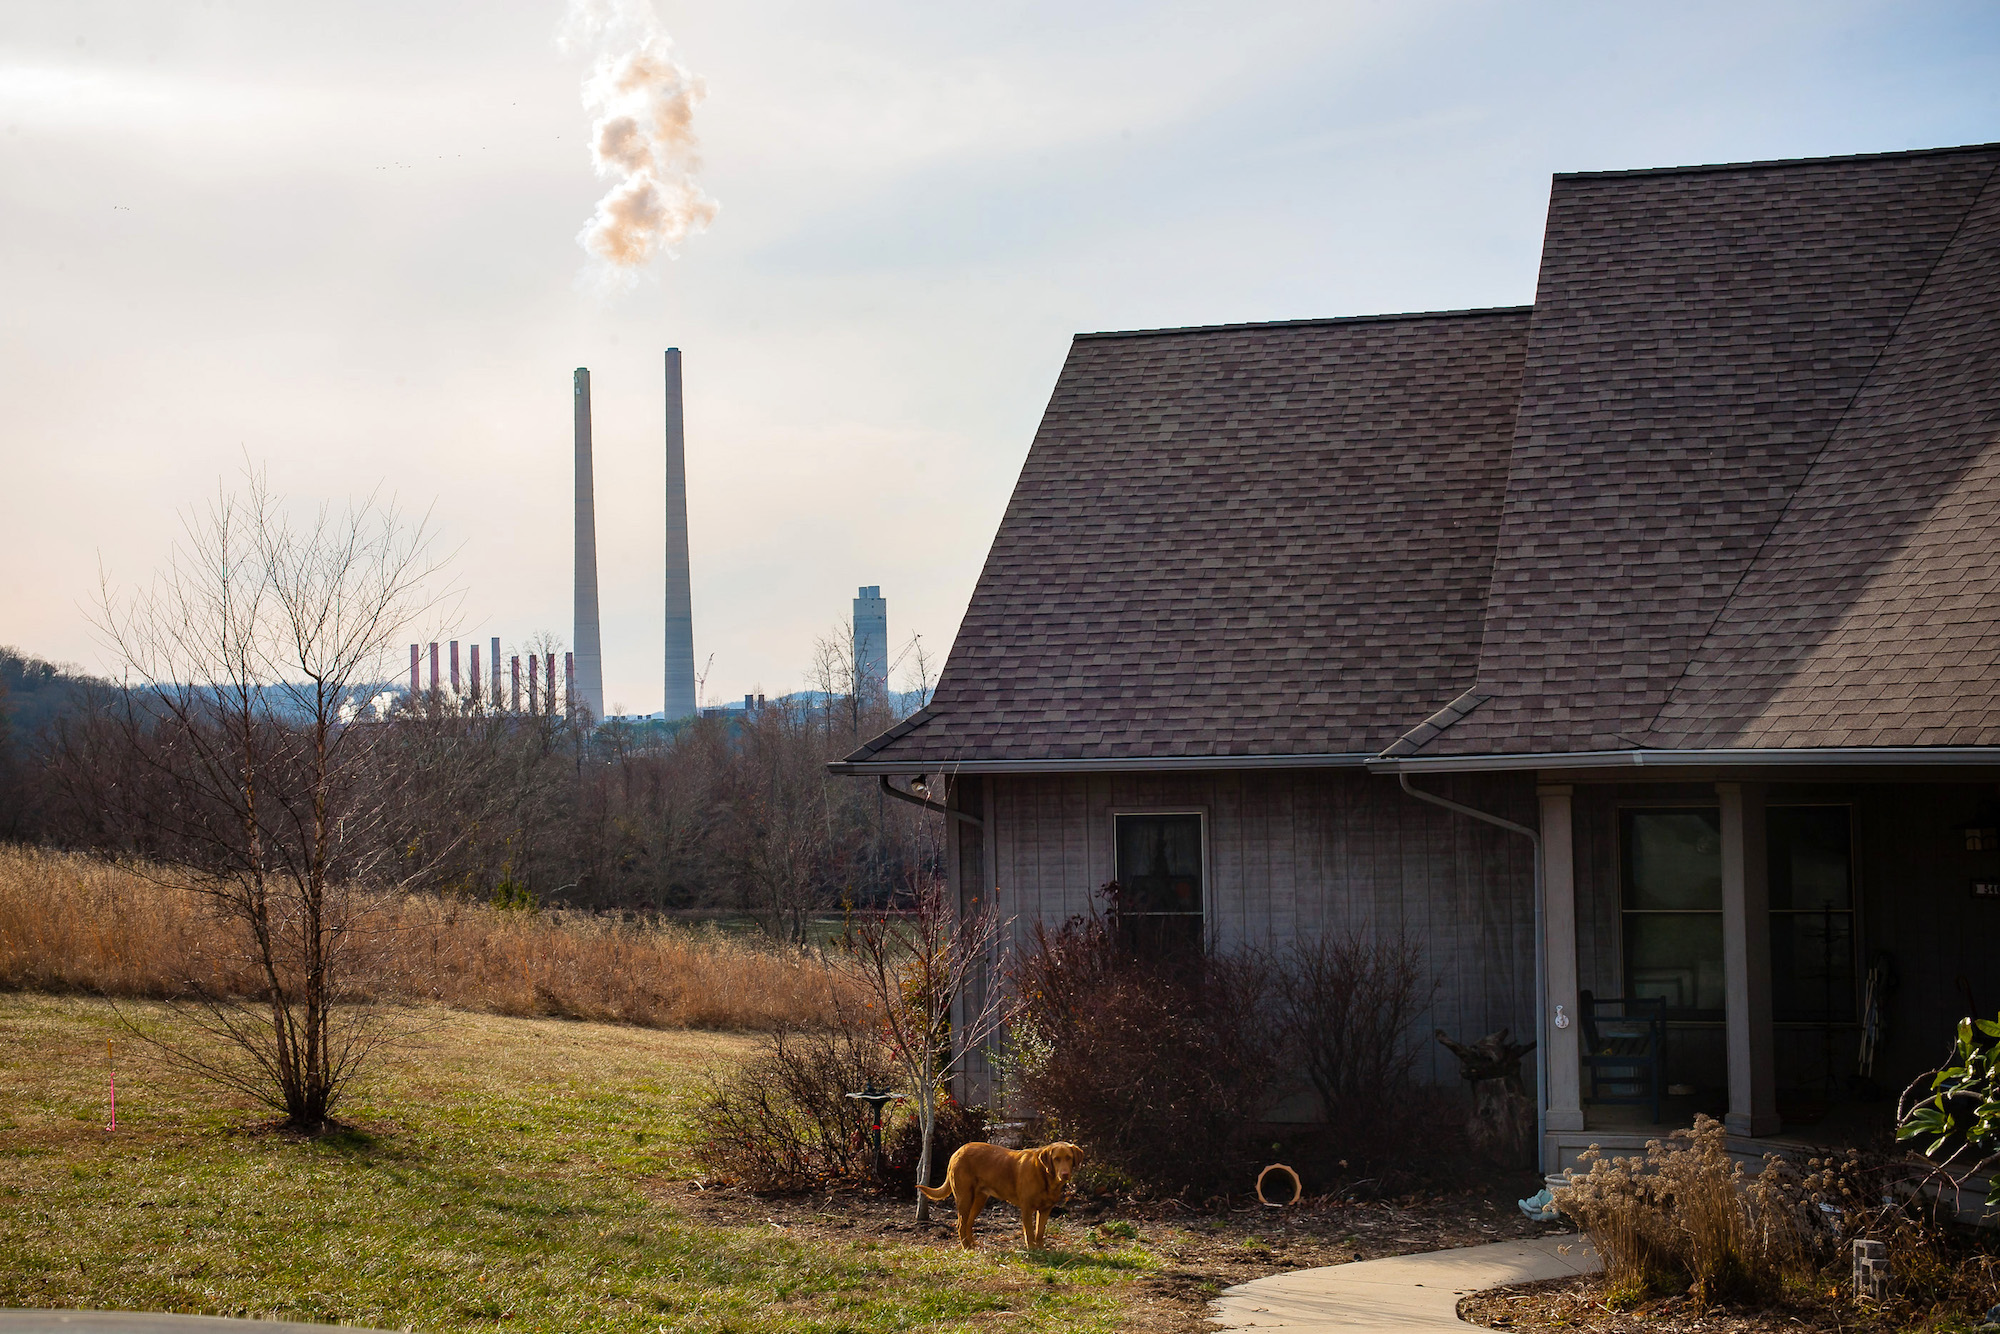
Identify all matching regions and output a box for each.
[1210,1234,1601,1332]
[0,1315,388,1333]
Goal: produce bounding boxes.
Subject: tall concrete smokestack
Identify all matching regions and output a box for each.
[572,368,607,721]
[663,348,697,720]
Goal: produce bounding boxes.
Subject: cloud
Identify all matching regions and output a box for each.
[560,0,717,279]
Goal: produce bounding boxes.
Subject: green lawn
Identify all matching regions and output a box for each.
[0,996,1142,1333]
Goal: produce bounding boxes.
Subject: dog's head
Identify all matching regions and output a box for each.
[1038,1142,1082,1196]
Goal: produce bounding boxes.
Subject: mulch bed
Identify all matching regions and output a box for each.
[1456,1273,1974,1333]
[664,1165,1565,1333]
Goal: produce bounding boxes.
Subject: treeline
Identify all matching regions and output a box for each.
[1,643,940,937]
[0,648,101,842]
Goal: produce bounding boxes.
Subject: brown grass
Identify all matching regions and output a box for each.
[0,844,853,1030]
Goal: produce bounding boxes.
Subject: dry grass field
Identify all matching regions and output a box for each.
[0,847,1577,1333]
[0,846,852,1030]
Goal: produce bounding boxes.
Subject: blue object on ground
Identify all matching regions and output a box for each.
[1518,1187,1560,1222]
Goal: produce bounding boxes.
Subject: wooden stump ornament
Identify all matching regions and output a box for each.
[1437,1028,1536,1166]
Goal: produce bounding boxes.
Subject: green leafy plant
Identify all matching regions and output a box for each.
[1899,1015,2000,1171]
[489,878,538,912]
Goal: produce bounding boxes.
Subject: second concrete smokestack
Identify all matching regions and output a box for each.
[663,348,697,720]
[572,368,606,721]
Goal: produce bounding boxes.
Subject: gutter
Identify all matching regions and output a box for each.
[1368,746,2000,775]
[1394,772,1549,1174]
[830,752,1375,777]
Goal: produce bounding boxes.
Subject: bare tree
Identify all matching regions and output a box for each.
[809,620,866,743]
[725,698,838,941]
[71,472,449,1131]
[897,633,938,711]
[844,875,1009,1221]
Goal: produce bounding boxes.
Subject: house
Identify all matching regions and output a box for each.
[830,143,2000,1170]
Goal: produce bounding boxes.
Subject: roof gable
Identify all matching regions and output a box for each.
[1418,146,2000,755]
[1648,165,2000,748]
[857,309,1531,766]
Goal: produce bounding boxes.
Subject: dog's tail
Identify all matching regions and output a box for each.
[917,1181,954,1202]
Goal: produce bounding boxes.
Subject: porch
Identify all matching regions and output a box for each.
[1534,773,2000,1174]
[1545,1098,1893,1174]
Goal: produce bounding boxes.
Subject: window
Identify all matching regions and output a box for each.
[1768,806,1855,1025]
[1619,804,1859,1027]
[1621,808,1725,1020]
[1113,813,1204,955]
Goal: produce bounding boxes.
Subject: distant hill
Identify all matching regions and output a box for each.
[0,647,102,744]
[0,647,106,840]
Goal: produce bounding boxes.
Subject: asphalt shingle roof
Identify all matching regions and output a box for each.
[848,310,1532,766]
[1411,144,2000,757]
[1646,159,2000,749]
[849,145,2000,770]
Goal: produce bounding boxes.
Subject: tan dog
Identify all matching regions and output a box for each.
[918,1141,1082,1250]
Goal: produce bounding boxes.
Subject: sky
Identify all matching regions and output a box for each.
[3,1,1999,713]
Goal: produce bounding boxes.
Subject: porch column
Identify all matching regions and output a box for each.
[1539,783,1584,1133]
[1718,781,1780,1136]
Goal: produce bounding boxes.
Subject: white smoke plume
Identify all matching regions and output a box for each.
[560,0,718,276]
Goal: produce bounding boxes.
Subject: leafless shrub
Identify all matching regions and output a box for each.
[885,1096,988,1188]
[692,1016,897,1192]
[1005,905,1281,1196]
[1276,930,1434,1148]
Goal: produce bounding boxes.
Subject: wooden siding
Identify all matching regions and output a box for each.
[1849,783,2000,1090]
[973,769,1538,1087]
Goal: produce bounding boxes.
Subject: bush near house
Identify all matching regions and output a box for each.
[1553,1115,2000,1321]
[884,1097,991,1188]
[1000,895,1284,1197]
[691,1017,901,1191]
[1001,889,1448,1198]
[1277,929,1436,1158]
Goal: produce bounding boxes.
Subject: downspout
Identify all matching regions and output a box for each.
[1397,772,1548,1172]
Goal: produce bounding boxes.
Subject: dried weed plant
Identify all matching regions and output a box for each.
[1556,1115,1826,1307]
[1553,1113,2000,1317]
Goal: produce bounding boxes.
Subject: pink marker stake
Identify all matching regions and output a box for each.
[107,1038,116,1131]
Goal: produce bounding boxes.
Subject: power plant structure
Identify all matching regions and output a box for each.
[400,350,702,725]
[853,585,887,700]
[663,349,698,721]
[407,641,575,717]
[568,349,698,722]
[572,369,607,720]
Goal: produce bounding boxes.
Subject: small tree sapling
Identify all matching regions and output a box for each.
[844,871,1008,1221]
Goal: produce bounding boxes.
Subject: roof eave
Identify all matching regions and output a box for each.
[1366,746,2000,775]
[828,752,1377,777]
